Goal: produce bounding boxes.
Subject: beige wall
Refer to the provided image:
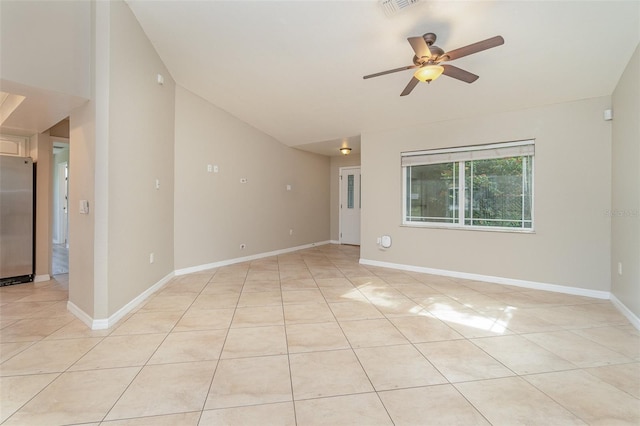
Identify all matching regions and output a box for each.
[29,131,52,279]
[611,44,640,317]
[330,154,361,241]
[50,119,70,139]
[69,0,175,319]
[174,86,330,270]
[68,0,108,318]
[69,100,97,316]
[361,96,612,292]
[106,0,175,314]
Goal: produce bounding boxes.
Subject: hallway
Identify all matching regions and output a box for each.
[52,244,69,276]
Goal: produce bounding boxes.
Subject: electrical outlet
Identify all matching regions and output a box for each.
[618,262,623,276]
[150,253,155,264]
[289,229,293,236]
[240,243,246,250]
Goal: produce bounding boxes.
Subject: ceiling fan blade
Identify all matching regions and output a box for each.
[407,36,432,59]
[442,64,479,83]
[442,35,504,61]
[363,65,418,79]
[400,77,420,96]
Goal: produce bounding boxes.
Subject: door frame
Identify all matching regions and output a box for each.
[56,161,69,247]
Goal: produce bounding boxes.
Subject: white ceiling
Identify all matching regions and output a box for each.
[1,1,637,156]
[126,0,639,156]
[0,79,86,137]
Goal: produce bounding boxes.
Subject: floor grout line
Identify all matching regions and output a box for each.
[1,245,638,425]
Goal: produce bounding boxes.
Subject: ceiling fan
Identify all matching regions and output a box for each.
[363,32,504,96]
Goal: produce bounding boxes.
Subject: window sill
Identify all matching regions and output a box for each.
[401,222,535,234]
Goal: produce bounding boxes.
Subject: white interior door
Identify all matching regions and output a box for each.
[339,167,361,245]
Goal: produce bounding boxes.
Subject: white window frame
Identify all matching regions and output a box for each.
[402,140,535,232]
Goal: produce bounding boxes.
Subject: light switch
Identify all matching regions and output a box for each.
[155,179,160,190]
[79,200,89,214]
[286,184,292,191]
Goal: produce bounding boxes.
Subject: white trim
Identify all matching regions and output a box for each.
[34,274,50,283]
[329,240,341,245]
[66,242,332,330]
[66,271,175,330]
[175,241,331,276]
[0,134,29,157]
[402,166,408,222]
[610,294,640,330]
[66,301,94,328]
[100,271,175,329]
[359,258,610,300]
[399,222,535,234]
[402,139,535,165]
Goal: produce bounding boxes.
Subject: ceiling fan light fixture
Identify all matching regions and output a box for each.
[414,65,444,82]
[339,147,352,155]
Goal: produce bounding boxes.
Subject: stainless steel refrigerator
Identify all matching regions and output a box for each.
[0,155,34,285]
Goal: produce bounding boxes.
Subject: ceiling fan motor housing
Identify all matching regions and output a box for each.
[423,32,437,46]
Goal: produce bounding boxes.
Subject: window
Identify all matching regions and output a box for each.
[347,174,355,209]
[402,140,534,230]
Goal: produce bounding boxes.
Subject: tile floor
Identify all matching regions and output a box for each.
[1,244,638,425]
[52,243,69,276]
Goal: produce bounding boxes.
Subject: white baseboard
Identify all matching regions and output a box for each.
[329,240,340,245]
[359,258,610,300]
[67,242,333,330]
[66,300,94,329]
[102,271,175,329]
[34,274,50,283]
[610,294,640,330]
[175,240,331,276]
[66,271,175,330]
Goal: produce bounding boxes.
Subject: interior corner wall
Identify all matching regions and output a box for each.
[330,154,361,242]
[67,0,110,321]
[106,0,175,315]
[361,96,612,292]
[611,43,640,317]
[174,86,330,270]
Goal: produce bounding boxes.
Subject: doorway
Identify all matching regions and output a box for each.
[339,167,361,245]
[52,142,69,275]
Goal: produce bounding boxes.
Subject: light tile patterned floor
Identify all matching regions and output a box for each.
[1,245,638,425]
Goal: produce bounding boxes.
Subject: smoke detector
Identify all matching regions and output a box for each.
[379,0,422,16]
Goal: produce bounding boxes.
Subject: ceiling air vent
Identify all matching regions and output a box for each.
[379,0,421,16]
